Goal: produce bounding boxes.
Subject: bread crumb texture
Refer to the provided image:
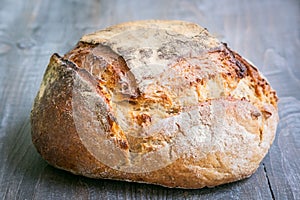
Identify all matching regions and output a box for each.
[31,20,278,188]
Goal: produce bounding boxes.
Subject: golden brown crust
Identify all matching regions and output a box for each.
[31,20,279,189]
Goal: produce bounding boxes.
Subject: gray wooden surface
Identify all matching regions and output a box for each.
[0,0,299,199]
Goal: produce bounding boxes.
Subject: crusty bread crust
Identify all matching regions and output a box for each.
[31,20,278,188]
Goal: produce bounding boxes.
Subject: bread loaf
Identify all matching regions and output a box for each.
[31,20,279,188]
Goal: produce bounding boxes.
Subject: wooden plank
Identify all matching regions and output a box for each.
[0,0,299,199]
[30,164,273,200]
[263,98,300,200]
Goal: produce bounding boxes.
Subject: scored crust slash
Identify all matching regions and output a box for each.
[31,20,279,189]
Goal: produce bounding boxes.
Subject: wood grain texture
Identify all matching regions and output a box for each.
[0,0,299,199]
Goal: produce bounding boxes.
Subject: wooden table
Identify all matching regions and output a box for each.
[1,0,299,199]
